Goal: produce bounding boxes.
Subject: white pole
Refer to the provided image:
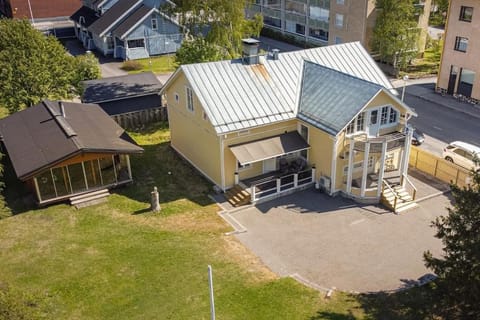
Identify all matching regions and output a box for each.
[208,265,215,320]
[27,0,35,24]
[401,75,409,101]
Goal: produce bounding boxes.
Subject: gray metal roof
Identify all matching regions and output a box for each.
[298,61,382,136]
[179,42,394,135]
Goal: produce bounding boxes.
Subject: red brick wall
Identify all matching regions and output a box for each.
[10,0,81,19]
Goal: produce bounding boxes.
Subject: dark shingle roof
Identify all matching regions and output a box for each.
[88,0,141,36]
[82,72,162,103]
[0,100,143,180]
[112,4,152,39]
[70,5,99,28]
[297,61,383,136]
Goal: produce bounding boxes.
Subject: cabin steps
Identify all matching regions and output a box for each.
[226,185,251,207]
[70,189,110,208]
[381,186,418,214]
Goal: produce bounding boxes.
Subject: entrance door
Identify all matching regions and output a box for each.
[263,158,277,173]
[367,109,379,137]
[447,66,458,94]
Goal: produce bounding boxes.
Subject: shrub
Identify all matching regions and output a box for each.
[121,60,142,71]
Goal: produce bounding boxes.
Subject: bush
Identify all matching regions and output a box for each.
[121,60,142,71]
[260,27,317,49]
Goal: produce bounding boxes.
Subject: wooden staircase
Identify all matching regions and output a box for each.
[226,185,251,207]
[70,189,110,209]
[381,182,418,214]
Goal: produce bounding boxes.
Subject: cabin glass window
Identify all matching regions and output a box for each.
[52,167,71,196]
[36,170,57,200]
[67,163,87,193]
[99,157,116,185]
[356,112,365,131]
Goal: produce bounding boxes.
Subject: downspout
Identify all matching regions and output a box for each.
[220,134,225,192]
[330,135,338,195]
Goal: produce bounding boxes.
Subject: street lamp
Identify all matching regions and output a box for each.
[401,75,409,101]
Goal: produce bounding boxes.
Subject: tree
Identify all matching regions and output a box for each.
[372,0,419,72]
[424,169,480,318]
[0,19,100,114]
[163,0,263,58]
[175,37,226,65]
[74,52,101,93]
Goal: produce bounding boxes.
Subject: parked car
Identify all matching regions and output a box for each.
[410,127,425,145]
[442,141,480,171]
[405,125,425,145]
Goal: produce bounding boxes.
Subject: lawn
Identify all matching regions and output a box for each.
[0,123,435,319]
[123,55,177,74]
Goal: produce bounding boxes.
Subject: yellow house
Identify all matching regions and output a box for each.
[162,40,418,212]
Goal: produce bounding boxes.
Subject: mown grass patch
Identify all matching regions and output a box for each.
[0,122,436,319]
[125,55,177,74]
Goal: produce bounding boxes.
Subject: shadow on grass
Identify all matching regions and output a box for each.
[356,284,438,320]
[310,311,356,320]
[1,122,214,217]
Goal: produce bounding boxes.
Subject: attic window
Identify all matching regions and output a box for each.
[151,18,158,30]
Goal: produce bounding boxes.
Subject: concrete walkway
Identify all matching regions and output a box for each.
[225,189,447,293]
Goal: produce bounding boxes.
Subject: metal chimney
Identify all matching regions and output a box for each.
[272,49,280,61]
[241,38,260,65]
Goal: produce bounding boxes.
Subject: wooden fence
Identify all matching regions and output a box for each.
[111,107,168,130]
[409,146,472,188]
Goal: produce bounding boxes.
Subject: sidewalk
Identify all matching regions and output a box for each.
[391,76,480,120]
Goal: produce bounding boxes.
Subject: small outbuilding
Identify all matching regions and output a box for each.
[0,99,144,205]
[82,72,165,129]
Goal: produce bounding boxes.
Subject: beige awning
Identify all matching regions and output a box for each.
[229,131,310,165]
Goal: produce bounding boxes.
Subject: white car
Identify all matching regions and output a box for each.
[442,141,480,171]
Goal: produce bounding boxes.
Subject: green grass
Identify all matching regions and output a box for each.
[0,122,436,319]
[402,45,442,79]
[125,55,177,74]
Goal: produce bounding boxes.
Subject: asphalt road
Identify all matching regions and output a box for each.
[405,90,480,156]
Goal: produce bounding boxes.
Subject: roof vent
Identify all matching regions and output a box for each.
[60,102,66,118]
[272,49,280,61]
[242,38,260,65]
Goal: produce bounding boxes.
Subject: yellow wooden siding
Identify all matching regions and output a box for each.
[223,120,298,188]
[165,73,222,186]
[300,121,334,186]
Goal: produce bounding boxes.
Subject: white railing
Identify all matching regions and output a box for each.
[250,168,314,202]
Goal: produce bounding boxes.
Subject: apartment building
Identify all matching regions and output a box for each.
[247,0,431,53]
[437,0,480,101]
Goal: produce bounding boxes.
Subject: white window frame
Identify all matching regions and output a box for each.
[379,105,399,127]
[335,13,344,28]
[186,87,194,112]
[151,18,158,30]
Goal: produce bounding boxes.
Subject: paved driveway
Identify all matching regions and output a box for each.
[228,189,448,293]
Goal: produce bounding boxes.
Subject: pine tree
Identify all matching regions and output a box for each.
[424,169,480,318]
